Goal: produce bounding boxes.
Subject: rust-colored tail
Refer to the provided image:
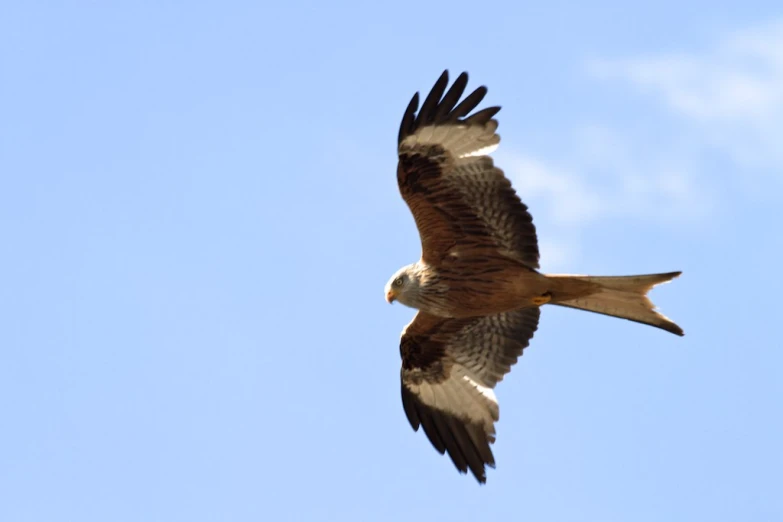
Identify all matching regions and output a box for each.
[546,272,683,336]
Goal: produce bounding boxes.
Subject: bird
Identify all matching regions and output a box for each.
[385,70,683,484]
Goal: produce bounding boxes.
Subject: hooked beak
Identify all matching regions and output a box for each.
[386,289,396,304]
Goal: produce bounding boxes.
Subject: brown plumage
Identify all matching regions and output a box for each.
[385,70,683,484]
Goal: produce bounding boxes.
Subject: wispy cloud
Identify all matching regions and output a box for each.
[500,153,603,225]
[501,127,709,226]
[496,125,710,270]
[497,20,783,270]
[587,19,783,172]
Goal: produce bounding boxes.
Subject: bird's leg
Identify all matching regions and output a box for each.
[532,292,552,306]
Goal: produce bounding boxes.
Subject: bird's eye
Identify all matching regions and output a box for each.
[394,277,404,287]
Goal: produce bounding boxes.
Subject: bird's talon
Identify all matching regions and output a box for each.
[532,293,551,306]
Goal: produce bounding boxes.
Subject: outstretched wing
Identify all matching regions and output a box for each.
[397,70,540,269]
[399,307,540,483]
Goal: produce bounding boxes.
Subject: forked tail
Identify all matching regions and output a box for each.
[546,272,684,336]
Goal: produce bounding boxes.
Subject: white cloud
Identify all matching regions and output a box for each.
[587,19,783,172]
[500,153,604,225]
[497,125,710,227]
[507,19,783,270]
[496,125,711,271]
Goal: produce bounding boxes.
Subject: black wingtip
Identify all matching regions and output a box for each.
[434,72,469,122]
[397,70,500,145]
[401,382,495,485]
[417,70,450,127]
[397,92,420,145]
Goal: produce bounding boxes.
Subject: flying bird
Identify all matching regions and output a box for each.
[386,70,683,484]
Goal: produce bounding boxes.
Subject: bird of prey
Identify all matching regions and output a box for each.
[385,70,683,484]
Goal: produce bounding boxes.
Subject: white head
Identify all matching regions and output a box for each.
[384,264,423,308]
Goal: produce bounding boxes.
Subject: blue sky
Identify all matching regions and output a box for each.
[1,2,781,520]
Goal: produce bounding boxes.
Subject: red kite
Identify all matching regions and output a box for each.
[386,70,683,484]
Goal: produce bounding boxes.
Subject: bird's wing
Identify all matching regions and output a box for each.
[399,307,540,483]
[396,70,540,269]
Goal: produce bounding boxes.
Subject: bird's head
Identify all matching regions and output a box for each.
[384,264,422,308]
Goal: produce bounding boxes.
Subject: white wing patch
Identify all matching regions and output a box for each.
[400,121,500,160]
[405,363,499,429]
[461,374,498,406]
[459,143,499,158]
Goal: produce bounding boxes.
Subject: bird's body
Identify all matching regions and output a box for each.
[385,70,683,484]
[391,259,553,318]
